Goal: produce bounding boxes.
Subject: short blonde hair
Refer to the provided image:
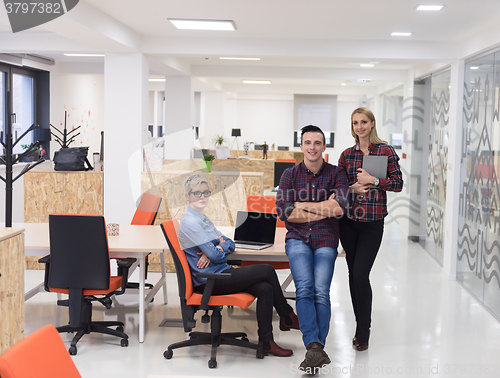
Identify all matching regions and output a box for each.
[183,174,209,195]
[350,107,387,145]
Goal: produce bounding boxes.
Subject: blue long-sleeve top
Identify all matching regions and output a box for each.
[178,206,235,286]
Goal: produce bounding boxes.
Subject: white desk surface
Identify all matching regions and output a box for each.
[15,223,167,255]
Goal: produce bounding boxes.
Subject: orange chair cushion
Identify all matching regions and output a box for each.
[186,291,255,309]
[239,261,290,270]
[0,325,81,378]
[49,276,123,295]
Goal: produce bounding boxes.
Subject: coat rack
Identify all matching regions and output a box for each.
[0,90,45,227]
[51,110,80,149]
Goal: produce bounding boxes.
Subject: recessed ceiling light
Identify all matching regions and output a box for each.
[471,66,479,70]
[391,32,412,36]
[242,80,271,84]
[360,64,374,68]
[341,83,347,86]
[168,18,236,31]
[220,57,260,61]
[149,78,166,82]
[64,53,104,57]
[416,5,444,11]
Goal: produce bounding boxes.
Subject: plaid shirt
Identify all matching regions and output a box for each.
[276,161,349,249]
[338,143,403,222]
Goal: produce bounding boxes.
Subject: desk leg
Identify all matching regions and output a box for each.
[139,255,145,343]
[281,272,296,299]
[160,251,168,304]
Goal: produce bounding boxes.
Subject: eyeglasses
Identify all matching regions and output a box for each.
[189,190,212,198]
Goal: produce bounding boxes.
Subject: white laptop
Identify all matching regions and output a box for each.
[233,211,277,250]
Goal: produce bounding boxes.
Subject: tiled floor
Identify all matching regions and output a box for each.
[24,222,500,377]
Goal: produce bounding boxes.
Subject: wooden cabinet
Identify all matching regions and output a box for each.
[0,229,25,354]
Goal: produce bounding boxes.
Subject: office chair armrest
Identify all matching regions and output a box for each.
[197,272,232,280]
[115,257,137,295]
[227,259,242,266]
[38,255,51,292]
[38,255,50,264]
[197,272,232,308]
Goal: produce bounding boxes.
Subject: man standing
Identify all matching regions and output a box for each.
[276,125,348,372]
[262,141,269,159]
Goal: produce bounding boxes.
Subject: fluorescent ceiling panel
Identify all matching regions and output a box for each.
[220,57,260,60]
[242,80,271,84]
[168,19,236,31]
[416,5,444,11]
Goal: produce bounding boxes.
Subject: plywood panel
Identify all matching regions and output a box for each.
[64,172,104,214]
[24,171,64,219]
[0,233,25,354]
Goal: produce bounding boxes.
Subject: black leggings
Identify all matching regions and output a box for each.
[339,217,384,340]
[195,264,293,342]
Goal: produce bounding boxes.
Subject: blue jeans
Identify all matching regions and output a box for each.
[285,238,337,347]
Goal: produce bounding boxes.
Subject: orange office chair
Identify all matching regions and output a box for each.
[0,325,81,378]
[275,158,297,164]
[243,195,289,270]
[128,192,162,290]
[38,214,136,355]
[161,219,264,368]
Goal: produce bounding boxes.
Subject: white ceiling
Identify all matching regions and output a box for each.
[1,0,500,95]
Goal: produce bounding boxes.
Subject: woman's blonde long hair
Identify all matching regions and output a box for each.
[350,107,387,145]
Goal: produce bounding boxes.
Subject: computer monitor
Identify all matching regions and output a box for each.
[274,161,295,187]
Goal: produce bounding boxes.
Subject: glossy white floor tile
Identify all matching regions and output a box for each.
[24,222,500,378]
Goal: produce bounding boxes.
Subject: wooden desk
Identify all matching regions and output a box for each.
[18,223,168,343]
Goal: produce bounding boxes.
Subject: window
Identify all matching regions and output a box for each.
[293,94,337,147]
[0,63,50,158]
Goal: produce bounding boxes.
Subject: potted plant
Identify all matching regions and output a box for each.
[201,154,215,173]
[212,134,226,147]
[212,134,228,158]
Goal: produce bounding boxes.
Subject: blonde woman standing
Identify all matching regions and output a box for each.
[338,108,403,351]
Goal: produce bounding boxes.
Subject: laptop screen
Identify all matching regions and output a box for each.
[234,211,277,244]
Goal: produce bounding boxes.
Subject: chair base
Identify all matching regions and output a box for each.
[57,320,128,355]
[164,331,264,368]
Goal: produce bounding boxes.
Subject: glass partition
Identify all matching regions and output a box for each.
[458,51,500,319]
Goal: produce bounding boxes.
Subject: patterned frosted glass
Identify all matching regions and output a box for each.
[425,70,451,266]
[458,51,500,319]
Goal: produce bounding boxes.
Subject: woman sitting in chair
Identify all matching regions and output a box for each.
[178,173,299,357]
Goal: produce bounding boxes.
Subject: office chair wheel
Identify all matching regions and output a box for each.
[256,350,264,359]
[164,349,173,359]
[208,359,217,369]
[121,338,128,347]
[69,346,77,355]
[116,326,124,333]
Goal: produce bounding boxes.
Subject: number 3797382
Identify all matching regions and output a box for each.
[5,2,62,14]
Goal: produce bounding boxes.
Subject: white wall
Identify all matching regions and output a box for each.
[49,62,105,160]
